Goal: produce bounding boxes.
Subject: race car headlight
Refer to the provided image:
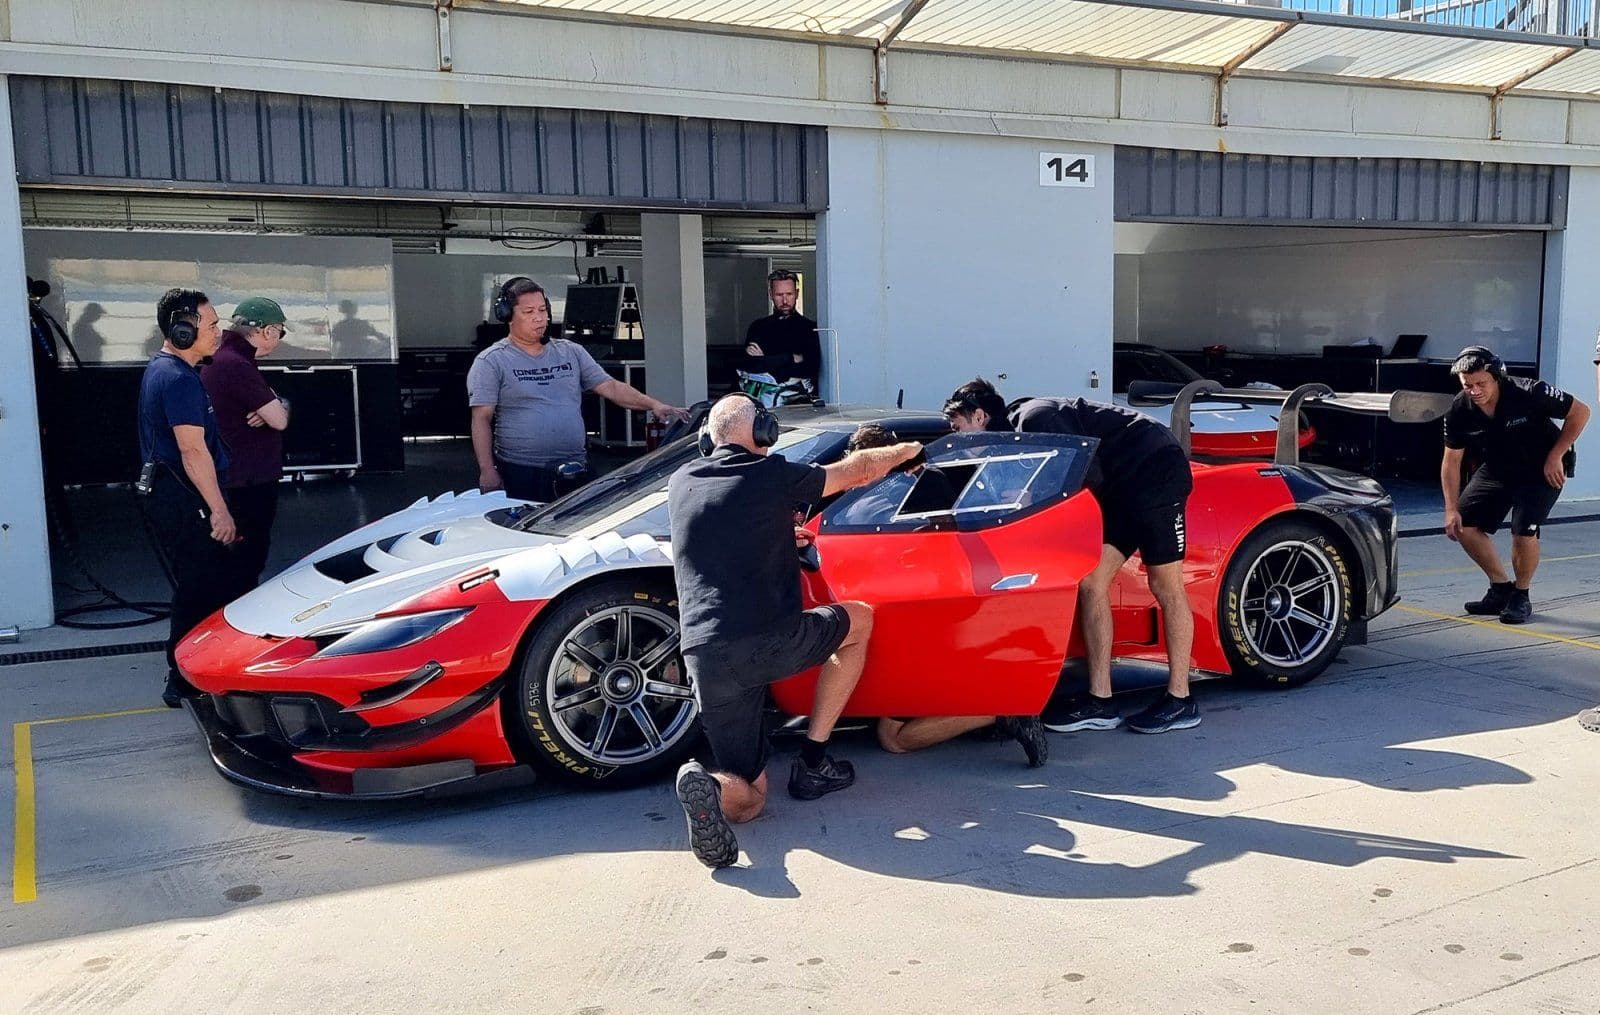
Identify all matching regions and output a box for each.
[310,608,472,659]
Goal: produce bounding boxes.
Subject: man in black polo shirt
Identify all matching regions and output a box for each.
[945,378,1199,737]
[740,269,821,393]
[668,395,920,869]
[1441,346,1590,625]
[137,289,236,707]
[203,296,291,601]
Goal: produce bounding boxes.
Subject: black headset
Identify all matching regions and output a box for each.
[161,293,203,351]
[698,393,779,456]
[492,276,554,344]
[1451,345,1505,380]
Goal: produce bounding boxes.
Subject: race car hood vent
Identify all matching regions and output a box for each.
[220,489,671,640]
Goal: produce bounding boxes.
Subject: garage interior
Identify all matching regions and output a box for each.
[1110,148,1562,483]
[14,74,822,630]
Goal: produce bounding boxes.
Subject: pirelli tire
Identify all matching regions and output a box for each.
[504,575,700,787]
[1219,520,1355,688]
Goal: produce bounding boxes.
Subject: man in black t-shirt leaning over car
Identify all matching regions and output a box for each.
[667,394,921,870]
[944,378,1199,738]
[1441,346,1589,626]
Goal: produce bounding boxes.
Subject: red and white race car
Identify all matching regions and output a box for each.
[177,394,1441,799]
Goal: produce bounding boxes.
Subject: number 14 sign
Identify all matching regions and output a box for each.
[1039,152,1095,188]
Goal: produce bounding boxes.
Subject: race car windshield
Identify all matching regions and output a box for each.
[510,427,843,537]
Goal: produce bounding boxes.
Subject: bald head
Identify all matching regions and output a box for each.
[707,395,761,453]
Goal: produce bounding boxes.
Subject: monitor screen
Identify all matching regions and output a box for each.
[562,284,621,329]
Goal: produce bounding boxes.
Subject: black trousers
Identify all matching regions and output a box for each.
[142,472,235,682]
[224,481,280,599]
[497,459,590,503]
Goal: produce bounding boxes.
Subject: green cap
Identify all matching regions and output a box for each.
[232,296,289,331]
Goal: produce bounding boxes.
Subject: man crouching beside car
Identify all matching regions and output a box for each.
[667,394,920,869]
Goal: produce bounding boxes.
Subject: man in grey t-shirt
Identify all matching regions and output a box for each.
[467,277,689,502]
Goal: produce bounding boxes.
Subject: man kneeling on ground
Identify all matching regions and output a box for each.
[843,424,1047,768]
[667,396,922,869]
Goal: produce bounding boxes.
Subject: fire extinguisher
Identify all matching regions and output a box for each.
[644,413,666,451]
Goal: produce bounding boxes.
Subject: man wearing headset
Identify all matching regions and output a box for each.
[137,288,236,708]
[668,394,921,869]
[1441,345,1590,625]
[467,277,690,502]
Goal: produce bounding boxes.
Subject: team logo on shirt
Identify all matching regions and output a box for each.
[512,362,575,382]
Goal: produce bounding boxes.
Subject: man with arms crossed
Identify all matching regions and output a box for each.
[668,395,920,869]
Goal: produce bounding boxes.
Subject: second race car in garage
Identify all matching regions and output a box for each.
[177,394,1439,799]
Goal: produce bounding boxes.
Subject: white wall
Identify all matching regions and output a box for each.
[1541,168,1600,500]
[819,129,1114,410]
[1119,225,1544,363]
[0,77,52,630]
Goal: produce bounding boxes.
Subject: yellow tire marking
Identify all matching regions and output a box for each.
[11,706,167,905]
[1392,604,1600,652]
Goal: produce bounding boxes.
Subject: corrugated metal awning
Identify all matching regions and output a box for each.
[498,0,1600,97]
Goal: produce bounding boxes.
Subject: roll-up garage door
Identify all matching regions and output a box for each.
[1116,148,1565,230]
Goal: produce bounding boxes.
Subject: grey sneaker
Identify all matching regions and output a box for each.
[675,761,739,869]
[1126,693,1201,735]
[1578,707,1600,733]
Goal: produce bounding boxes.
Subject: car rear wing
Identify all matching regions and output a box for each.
[1126,379,1453,466]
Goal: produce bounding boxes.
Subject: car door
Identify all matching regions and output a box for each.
[773,432,1105,718]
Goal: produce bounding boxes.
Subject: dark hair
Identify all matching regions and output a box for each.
[767,269,798,285]
[157,288,208,338]
[1450,345,1504,380]
[847,422,896,453]
[943,377,1008,429]
[505,277,550,312]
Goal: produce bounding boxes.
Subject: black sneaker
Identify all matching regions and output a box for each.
[995,716,1049,768]
[674,761,739,869]
[1499,589,1532,625]
[1042,694,1123,733]
[1465,582,1515,616]
[1125,693,1201,735]
[787,755,855,801]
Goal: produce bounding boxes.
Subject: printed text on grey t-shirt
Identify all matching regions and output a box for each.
[466,339,610,466]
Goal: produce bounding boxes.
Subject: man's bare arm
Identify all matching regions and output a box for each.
[249,397,289,431]
[821,443,922,497]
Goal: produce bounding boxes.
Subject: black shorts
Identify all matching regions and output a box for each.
[1459,469,1561,537]
[1099,448,1192,567]
[683,605,851,782]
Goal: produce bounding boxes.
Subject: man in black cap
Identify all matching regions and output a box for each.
[1441,346,1589,625]
[944,378,1198,737]
[202,296,291,600]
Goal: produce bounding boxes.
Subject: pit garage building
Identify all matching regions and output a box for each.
[3,0,1600,631]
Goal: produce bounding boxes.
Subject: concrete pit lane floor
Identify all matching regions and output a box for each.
[2,515,1598,1014]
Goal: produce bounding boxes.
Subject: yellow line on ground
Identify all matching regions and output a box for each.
[11,706,168,905]
[28,706,168,728]
[12,724,34,905]
[1400,552,1600,579]
[1392,603,1600,652]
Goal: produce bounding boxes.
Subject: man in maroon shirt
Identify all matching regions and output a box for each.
[202,296,290,600]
